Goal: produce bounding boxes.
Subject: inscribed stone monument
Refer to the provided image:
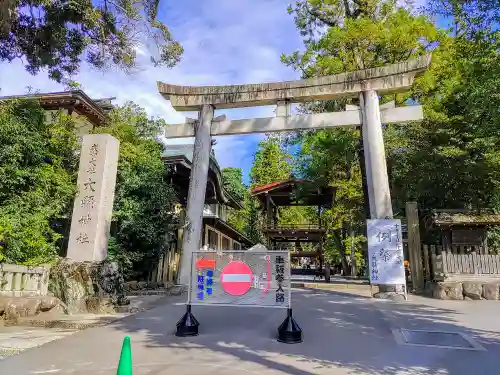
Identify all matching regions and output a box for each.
[67,134,120,262]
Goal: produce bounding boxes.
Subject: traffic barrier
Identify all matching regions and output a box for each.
[175,250,302,343]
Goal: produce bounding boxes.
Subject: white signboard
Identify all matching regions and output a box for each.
[188,251,291,308]
[367,219,405,285]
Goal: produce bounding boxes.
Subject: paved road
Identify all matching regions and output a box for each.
[1,289,499,374]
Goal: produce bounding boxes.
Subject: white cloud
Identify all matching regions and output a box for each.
[0,0,301,181]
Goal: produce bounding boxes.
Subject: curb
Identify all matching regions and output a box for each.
[5,289,187,330]
[291,282,372,290]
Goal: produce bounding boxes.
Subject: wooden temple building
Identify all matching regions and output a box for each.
[154,144,253,284]
[251,179,335,271]
[425,209,500,252]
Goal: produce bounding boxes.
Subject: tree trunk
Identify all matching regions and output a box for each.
[325,263,331,282]
[349,226,357,277]
[335,228,351,276]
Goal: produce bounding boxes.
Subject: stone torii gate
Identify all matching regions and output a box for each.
[158,55,431,286]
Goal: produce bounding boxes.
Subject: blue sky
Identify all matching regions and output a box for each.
[0,0,302,185]
[0,0,445,185]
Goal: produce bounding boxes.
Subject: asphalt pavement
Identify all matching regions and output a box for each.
[1,289,499,375]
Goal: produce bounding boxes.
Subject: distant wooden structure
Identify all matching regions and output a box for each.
[150,144,253,284]
[251,179,335,273]
[405,203,500,286]
[428,210,500,251]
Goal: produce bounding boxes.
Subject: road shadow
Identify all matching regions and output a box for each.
[108,288,500,375]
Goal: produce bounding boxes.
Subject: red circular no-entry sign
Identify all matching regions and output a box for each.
[220,261,253,296]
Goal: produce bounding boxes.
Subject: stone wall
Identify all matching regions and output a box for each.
[48,258,129,314]
[426,281,500,301]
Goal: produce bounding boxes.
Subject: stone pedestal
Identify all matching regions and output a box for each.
[373,285,406,301]
[67,134,119,262]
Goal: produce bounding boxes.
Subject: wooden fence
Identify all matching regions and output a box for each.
[422,245,500,281]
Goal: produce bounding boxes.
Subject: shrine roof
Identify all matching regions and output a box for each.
[161,144,242,209]
[0,90,110,125]
[251,179,335,207]
[251,179,306,195]
[433,210,500,227]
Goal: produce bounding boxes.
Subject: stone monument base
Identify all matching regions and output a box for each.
[372,284,406,301]
[49,258,130,314]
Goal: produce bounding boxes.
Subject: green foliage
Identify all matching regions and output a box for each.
[285,0,500,259]
[221,167,249,235]
[244,192,264,244]
[1,0,183,84]
[250,135,313,238]
[283,1,447,274]
[283,1,444,76]
[250,135,292,187]
[486,227,500,255]
[426,0,499,38]
[94,103,178,278]
[244,135,318,249]
[0,100,78,264]
[222,167,246,202]
[294,126,366,273]
[387,8,500,214]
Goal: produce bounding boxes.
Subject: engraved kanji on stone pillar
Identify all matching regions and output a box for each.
[67,134,120,262]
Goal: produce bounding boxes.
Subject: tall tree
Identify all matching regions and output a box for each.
[221,167,248,235]
[222,167,246,202]
[283,0,445,274]
[95,102,178,278]
[1,0,183,84]
[244,192,264,245]
[386,0,500,214]
[250,135,292,187]
[426,0,499,38]
[0,99,78,264]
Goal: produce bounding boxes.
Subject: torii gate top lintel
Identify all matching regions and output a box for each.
[157,54,431,111]
[171,55,432,286]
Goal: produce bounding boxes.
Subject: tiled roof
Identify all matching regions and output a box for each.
[161,144,197,163]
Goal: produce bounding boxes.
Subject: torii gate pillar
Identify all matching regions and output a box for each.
[178,105,213,286]
[361,89,393,219]
[159,55,431,285]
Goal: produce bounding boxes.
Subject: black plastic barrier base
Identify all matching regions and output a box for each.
[277,308,302,344]
[175,304,199,337]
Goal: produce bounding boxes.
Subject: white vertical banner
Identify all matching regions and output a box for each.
[367,219,405,285]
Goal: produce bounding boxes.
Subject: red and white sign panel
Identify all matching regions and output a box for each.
[189,251,290,308]
[220,261,253,296]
